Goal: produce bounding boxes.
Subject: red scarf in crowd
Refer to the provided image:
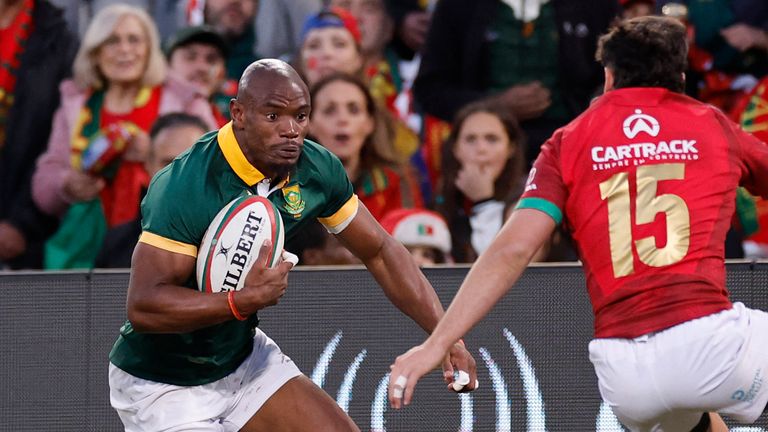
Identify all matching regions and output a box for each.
[0,0,34,149]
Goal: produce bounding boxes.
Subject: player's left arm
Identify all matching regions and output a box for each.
[737,130,768,198]
[717,110,768,198]
[337,204,442,331]
[336,203,478,391]
[388,208,556,408]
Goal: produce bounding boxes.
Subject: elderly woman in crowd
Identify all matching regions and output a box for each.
[32,4,216,269]
[309,73,422,221]
[436,100,527,263]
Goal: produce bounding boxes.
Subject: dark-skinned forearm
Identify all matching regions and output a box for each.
[127,283,237,333]
[363,236,445,334]
[126,242,267,333]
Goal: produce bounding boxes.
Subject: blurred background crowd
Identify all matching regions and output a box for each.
[1,0,767,271]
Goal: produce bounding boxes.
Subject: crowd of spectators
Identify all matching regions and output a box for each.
[1,0,767,270]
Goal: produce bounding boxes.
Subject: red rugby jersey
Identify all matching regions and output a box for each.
[517,88,768,338]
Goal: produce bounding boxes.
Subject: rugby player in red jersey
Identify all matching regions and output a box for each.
[388,16,768,432]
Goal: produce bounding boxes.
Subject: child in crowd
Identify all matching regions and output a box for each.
[381,208,452,266]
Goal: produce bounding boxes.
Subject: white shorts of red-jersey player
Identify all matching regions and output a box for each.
[109,329,301,432]
[590,302,768,431]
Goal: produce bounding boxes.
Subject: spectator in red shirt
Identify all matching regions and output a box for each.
[32,4,216,269]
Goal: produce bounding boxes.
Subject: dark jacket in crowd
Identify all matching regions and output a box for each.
[384,0,422,60]
[414,0,619,122]
[1,0,78,269]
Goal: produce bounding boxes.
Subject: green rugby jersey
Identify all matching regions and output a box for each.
[109,122,358,386]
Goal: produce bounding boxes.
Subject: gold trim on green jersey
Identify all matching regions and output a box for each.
[318,194,359,233]
[218,122,266,186]
[139,232,197,257]
[218,122,290,190]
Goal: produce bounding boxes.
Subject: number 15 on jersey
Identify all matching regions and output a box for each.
[599,163,691,278]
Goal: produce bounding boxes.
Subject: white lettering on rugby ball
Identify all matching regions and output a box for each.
[196,195,285,293]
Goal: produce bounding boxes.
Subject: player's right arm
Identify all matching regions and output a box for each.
[389,131,566,408]
[127,240,290,334]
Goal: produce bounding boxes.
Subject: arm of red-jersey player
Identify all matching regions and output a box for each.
[387,208,556,408]
[717,110,768,198]
[735,125,768,199]
[336,203,478,392]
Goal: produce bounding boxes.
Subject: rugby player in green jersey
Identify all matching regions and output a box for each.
[108,59,477,432]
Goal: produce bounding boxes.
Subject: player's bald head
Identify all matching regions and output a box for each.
[236,59,308,102]
[228,59,311,181]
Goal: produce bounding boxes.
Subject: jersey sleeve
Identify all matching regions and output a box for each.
[734,123,768,199]
[316,149,358,234]
[138,167,202,257]
[515,131,567,224]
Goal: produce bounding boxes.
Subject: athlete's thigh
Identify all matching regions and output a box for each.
[240,375,360,432]
[109,364,228,432]
[708,304,768,423]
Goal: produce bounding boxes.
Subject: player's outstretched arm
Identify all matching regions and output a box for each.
[127,240,291,333]
[336,204,478,392]
[388,208,556,409]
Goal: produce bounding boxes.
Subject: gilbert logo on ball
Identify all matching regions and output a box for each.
[196,195,285,293]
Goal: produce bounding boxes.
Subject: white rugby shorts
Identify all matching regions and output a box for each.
[590,302,768,431]
[109,328,302,432]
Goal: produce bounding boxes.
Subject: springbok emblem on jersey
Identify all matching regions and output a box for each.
[623,109,660,139]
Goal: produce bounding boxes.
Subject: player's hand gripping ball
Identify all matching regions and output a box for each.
[196,195,287,293]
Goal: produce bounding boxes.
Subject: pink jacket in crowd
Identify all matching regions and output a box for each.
[32,75,217,217]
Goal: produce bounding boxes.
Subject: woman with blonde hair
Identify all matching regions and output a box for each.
[32,4,217,269]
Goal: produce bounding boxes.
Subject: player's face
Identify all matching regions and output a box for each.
[169,43,226,98]
[330,0,393,55]
[309,80,374,166]
[96,15,149,86]
[301,28,362,87]
[145,125,205,176]
[231,77,310,177]
[454,112,515,180]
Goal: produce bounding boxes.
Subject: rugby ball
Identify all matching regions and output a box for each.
[196,195,284,293]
